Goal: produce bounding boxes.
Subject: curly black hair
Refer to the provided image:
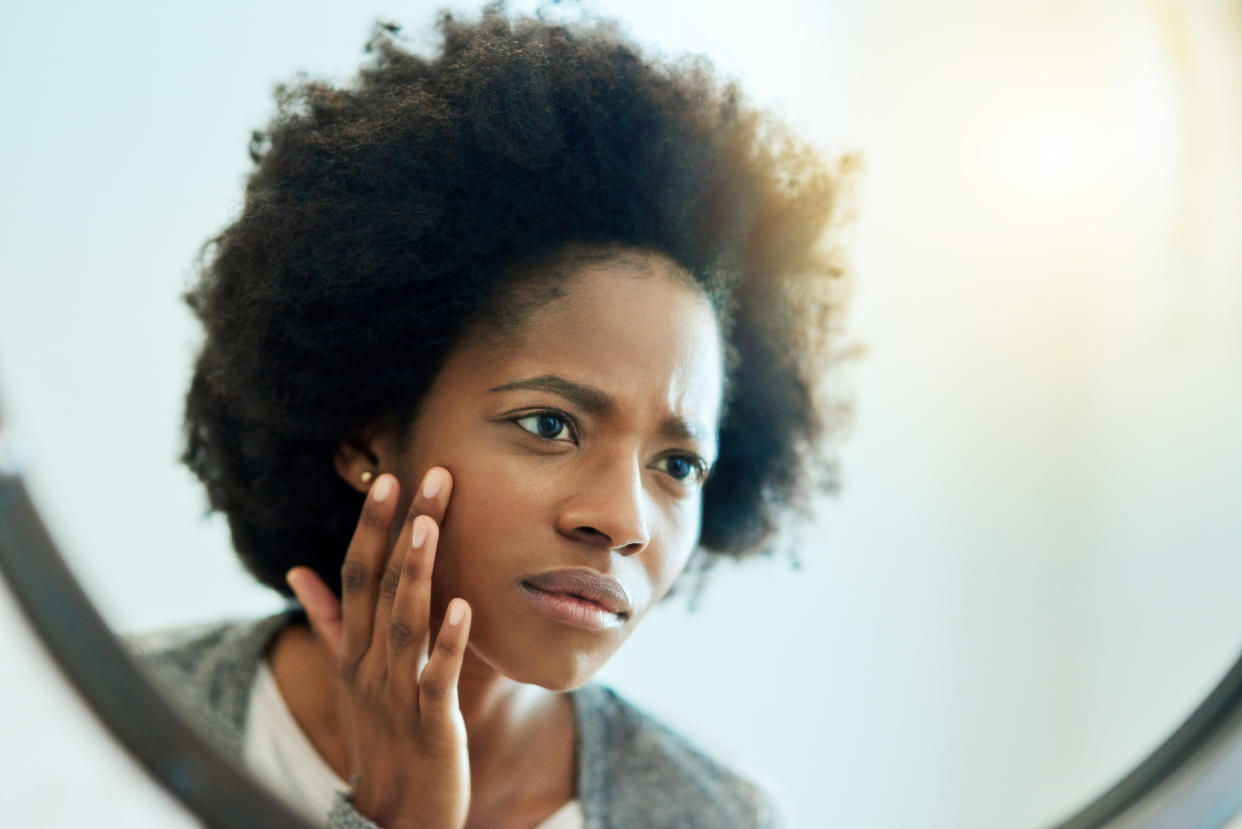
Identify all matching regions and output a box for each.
[183,6,853,599]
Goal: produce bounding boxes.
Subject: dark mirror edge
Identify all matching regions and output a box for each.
[1053,635,1242,828]
[3,448,1242,828]
[0,465,311,828]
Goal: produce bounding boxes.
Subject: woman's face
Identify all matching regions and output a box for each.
[370,251,724,691]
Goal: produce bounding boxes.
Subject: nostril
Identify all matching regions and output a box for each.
[575,525,612,544]
[563,517,648,552]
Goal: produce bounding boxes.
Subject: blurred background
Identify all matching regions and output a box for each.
[3,0,1242,826]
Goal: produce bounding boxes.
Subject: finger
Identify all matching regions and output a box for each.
[368,467,453,670]
[388,514,438,702]
[287,566,344,661]
[413,466,453,528]
[339,474,399,673]
[418,598,471,727]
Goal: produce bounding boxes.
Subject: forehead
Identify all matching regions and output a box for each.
[448,254,725,428]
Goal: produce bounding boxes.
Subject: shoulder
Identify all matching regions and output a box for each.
[573,684,780,828]
[124,609,300,758]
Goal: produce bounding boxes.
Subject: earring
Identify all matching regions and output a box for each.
[360,470,375,485]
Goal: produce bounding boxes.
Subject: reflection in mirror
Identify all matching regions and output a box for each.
[2,2,1241,827]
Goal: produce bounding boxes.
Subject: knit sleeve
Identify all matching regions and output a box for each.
[327,793,382,829]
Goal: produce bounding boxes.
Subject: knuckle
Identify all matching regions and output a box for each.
[420,674,450,701]
[359,503,387,530]
[403,551,431,582]
[340,560,369,592]
[388,619,416,650]
[337,657,360,684]
[434,637,459,659]
[379,564,401,600]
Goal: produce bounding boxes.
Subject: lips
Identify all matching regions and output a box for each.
[520,568,632,617]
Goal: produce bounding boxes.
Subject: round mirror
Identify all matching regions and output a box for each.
[2,2,1241,827]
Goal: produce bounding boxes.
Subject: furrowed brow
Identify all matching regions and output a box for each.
[659,416,712,445]
[488,375,613,416]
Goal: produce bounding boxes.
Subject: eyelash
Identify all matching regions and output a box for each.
[509,408,711,484]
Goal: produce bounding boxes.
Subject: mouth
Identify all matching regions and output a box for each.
[520,568,631,631]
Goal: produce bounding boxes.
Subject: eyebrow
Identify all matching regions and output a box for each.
[488,374,713,444]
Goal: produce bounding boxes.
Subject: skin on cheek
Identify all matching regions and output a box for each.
[425,456,520,617]
[410,429,555,624]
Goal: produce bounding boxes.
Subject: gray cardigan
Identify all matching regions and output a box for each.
[130,609,776,828]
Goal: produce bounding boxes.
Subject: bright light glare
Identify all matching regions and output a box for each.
[969,19,1180,242]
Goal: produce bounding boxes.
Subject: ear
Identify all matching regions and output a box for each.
[333,422,396,494]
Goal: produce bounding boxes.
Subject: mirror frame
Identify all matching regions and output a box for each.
[2,415,1241,828]
[0,423,310,829]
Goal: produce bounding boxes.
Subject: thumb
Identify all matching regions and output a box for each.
[287,566,344,661]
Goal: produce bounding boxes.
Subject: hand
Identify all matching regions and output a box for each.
[287,468,472,829]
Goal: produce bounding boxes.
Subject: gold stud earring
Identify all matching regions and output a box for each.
[360,470,375,485]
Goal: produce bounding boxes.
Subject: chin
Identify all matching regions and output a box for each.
[470,635,622,692]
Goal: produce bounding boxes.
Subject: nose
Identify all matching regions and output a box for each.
[556,449,650,555]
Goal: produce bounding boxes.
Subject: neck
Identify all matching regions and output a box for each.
[452,647,568,787]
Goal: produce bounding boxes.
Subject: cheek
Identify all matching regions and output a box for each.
[430,450,542,599]
[643,501,703,601]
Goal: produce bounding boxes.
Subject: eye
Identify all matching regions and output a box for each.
[654,454,708,484]
[513,410,576,443]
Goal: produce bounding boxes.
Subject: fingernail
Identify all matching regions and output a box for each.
[421,468,443,500]
[371,475,393,503]
[447,600,465,626]
[411,517,428,548]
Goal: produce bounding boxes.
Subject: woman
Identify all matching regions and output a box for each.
[137,8,850,828]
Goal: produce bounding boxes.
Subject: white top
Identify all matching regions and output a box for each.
[242,661,584,828]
